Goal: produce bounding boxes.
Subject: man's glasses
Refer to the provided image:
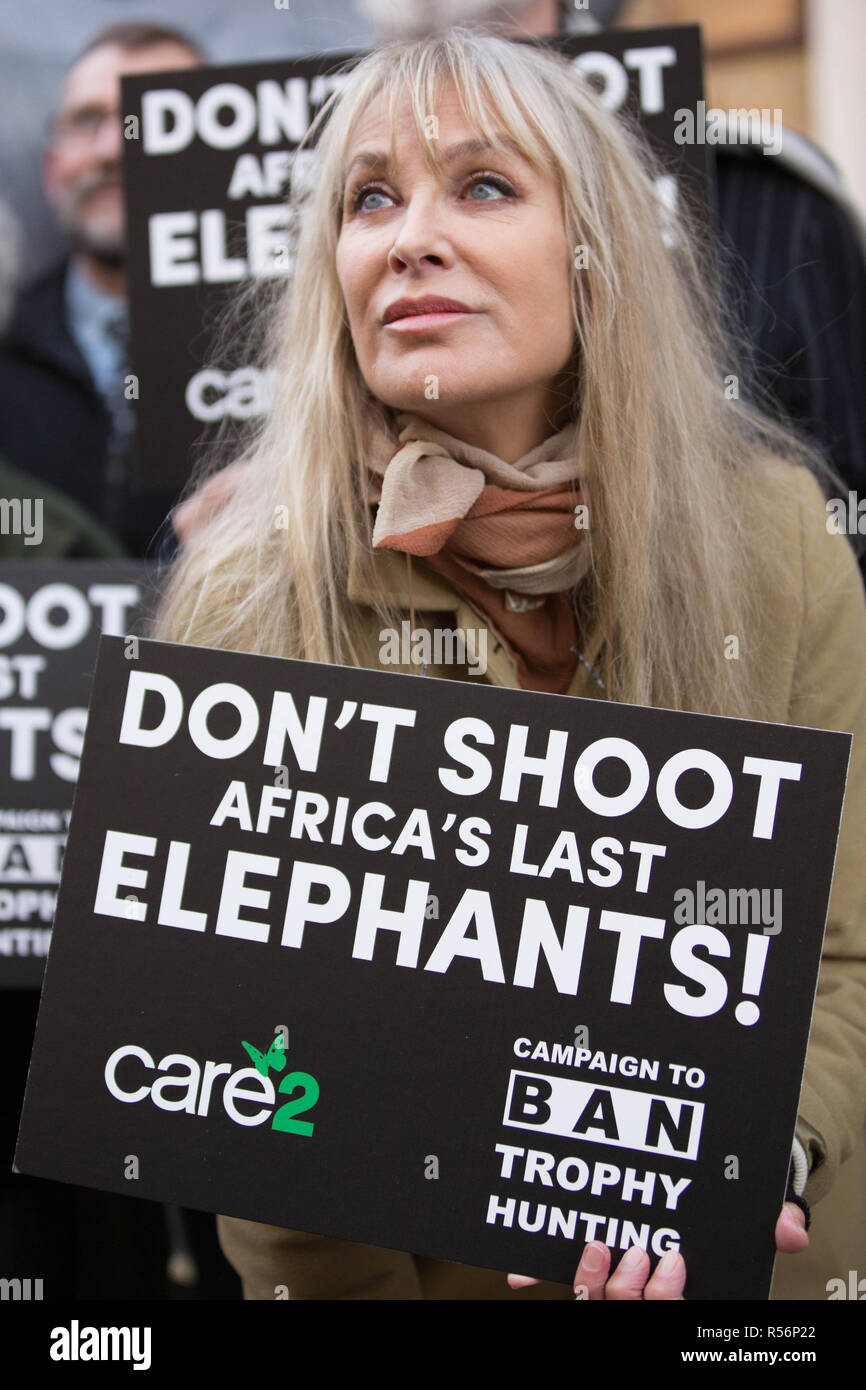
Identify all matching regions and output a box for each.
[47,106,120,143]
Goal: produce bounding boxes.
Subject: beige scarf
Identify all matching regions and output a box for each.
[362,409,589,693]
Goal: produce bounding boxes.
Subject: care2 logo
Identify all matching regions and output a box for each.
[105,1032,319,1135]
[241,1031,319,1135]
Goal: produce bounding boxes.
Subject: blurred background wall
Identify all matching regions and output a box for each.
[622,0,809,133]
[806,0,866,218]
[620,0,866,215]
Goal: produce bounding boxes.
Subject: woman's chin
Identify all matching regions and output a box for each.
[370,382,490,416]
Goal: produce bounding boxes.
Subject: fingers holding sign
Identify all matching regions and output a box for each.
[507,1242,686,1300]
[507,1201,804,1298]
[775,1201,809,1253]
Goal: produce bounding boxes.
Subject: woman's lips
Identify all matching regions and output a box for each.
[384,310,476,331]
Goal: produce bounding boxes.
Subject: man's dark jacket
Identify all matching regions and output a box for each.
[0,262,180,558]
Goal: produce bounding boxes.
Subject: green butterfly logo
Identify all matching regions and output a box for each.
[241,1033,288,1076]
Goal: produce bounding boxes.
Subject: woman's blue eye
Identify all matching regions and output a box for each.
[356,188,393,212]
[467,177,511,200]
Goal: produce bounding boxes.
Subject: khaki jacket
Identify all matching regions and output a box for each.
[217,460,866,1300]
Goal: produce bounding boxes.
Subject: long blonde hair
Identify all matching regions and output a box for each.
[150,25,827,716]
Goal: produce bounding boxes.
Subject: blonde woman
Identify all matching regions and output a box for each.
[152,28,866,1300]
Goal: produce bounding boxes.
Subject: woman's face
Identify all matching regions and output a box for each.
[335,80,576,460]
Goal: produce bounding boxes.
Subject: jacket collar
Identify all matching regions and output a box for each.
[346,541,458,611]
[347,541,604,700]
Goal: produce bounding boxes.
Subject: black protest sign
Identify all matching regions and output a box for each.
[15,635,849,1298]
[121,25,706,494]
[0,564,155,988]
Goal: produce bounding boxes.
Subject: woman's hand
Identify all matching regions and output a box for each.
[509,1242,686,1299]
[506,1202,808,1299]
[775,1200,809,1252]
[170,458,252,546]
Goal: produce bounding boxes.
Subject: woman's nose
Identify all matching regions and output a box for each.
[387,190,452,270]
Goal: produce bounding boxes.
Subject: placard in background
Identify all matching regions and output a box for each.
[0,563,155,987]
